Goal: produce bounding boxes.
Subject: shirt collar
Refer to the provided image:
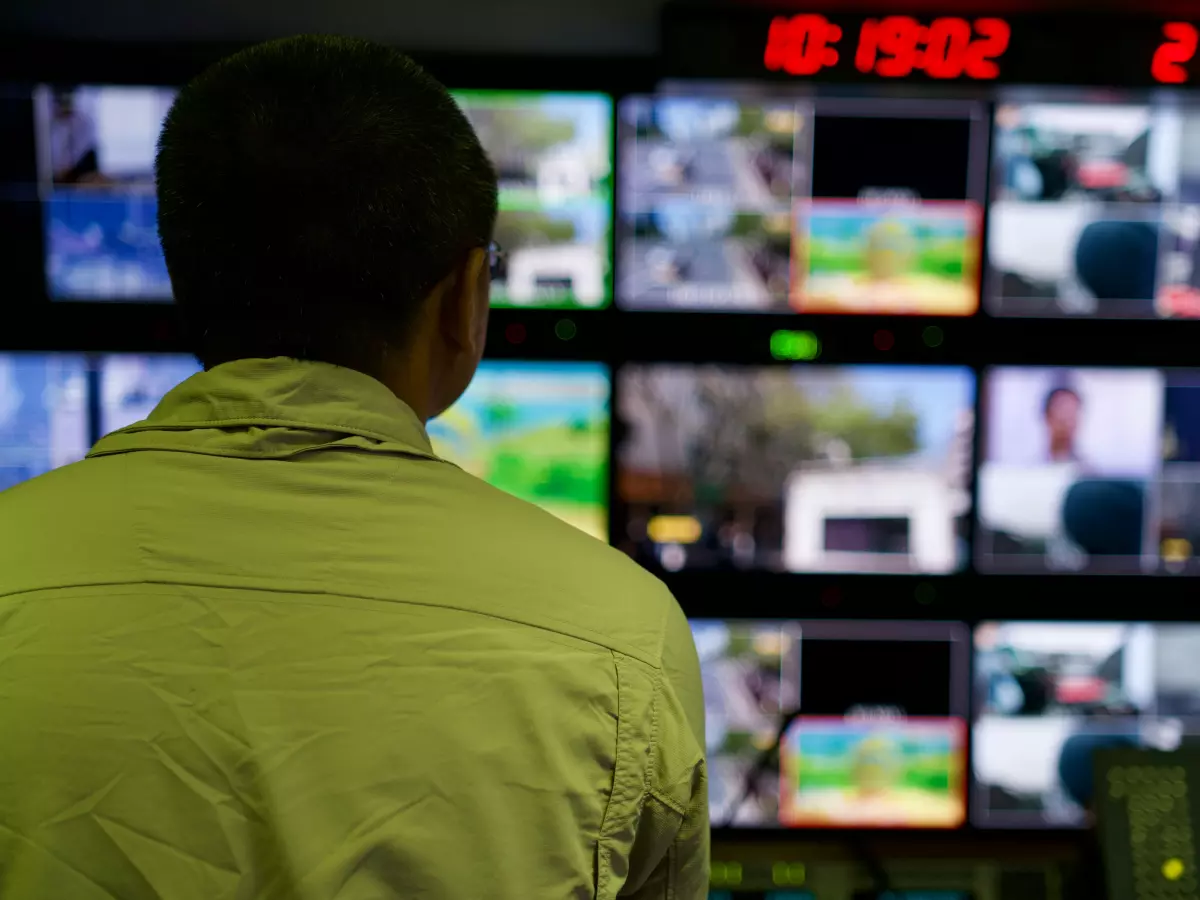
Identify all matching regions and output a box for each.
[88,357,437,461]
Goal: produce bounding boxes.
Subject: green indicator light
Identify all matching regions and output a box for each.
[788,862,806,884]
[923,325,944,347]
[726,862,742,885]
[770,330,821,361]
[555,318,578,341]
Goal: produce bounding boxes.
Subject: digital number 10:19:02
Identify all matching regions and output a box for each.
[762,13,1010,80]
[854,16,1011,80]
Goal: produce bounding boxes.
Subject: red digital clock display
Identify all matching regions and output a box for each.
[763,14,1200,84]
[764,14,1010,80]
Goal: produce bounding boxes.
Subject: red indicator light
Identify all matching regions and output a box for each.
[873,329,895,351]
[1152,22,1198,84]
[764,13,841,76]
[852,15,1008,80]
[504,323,526,344]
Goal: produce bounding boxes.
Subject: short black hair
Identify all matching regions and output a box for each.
[156,35,498,375]
[1044,386,1081,417]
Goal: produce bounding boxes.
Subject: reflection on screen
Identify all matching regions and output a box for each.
[617,95,985,315]
[976,365,1200,575]
[987,94,1200,320]
[973,621,1200,828]
[35,85,614,307]
[0,354,89,491]
[427,362,610,540]
[617,365,975,574]
[695,619,967,830]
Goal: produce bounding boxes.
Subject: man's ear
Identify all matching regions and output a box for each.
[438,247,489,355]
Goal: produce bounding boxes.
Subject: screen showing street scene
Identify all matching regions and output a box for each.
[616,364,975,574]
[616,95,986,315]
[975,366,1200,575]
[986,94,1200,319]
[973,621,1200,828]
[34,85,613,307]
[427,362,610,541]
[696,618,968,829]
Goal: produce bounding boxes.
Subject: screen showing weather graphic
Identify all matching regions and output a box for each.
[427,361,610,541]
[694,618,969,829]
[616,93,988,314]
[33,85,613,307]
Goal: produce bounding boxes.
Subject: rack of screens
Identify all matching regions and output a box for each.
[30,85,613,307]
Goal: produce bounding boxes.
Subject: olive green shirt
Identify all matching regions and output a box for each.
[0,357,708,900]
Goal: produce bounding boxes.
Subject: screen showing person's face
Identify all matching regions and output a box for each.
[1046,390,1082,444]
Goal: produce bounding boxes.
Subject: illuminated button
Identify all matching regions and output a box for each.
[873,329,894,351]
[725,862,743,885]
[922,325,944,347]
[647,515,702,544]
[1164,858,1186,881]
[554,318,577,341]
[504,323,526,344]
[771,329,821,361]
[1163,538,1192,563]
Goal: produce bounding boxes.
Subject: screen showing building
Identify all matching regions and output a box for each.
[617,364,975,574]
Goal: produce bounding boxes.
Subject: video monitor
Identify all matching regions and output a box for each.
[616,364,975,573]
[975,366,1200,574]
[616,94,987,315]
[97,354,201,435]
[35,85,174,300]
[33,85,613,307]
[986,93,1200,319]
[972,621,1200,828]
[695,619,968,829]
[0,354,90,491]
[0,353,201,492]
[453,92,612,308]
[427,361,610,541]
